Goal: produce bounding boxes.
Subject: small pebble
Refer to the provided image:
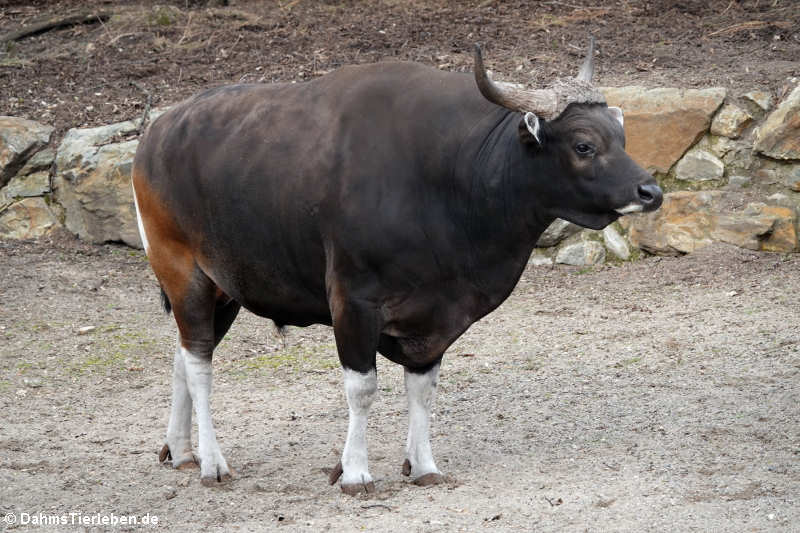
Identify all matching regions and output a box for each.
[23,377,42,388]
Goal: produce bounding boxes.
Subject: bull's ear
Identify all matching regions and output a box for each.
[519,112,542,145]
[608,106,624,127]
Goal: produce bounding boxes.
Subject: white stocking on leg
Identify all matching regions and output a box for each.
[403,363,443,485]
[331,368,378,495]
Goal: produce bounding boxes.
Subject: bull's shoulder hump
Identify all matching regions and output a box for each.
[153,83,286,122]
[322,60,469,87]
[151,61,470,125]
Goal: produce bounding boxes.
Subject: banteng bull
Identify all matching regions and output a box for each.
[132,39,662,494]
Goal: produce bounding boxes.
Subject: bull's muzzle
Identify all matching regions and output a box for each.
[615,183,663,215]
[637,183,663,212]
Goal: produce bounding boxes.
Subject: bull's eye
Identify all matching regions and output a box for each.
[574,142,596,156]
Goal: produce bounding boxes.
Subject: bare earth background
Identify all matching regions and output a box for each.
[1,0,798,137]
[1,1,800,532]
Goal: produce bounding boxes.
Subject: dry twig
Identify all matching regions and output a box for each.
[177,12,194,45]
[0,11,110,43]
[706,20,791,38]
[361,504,393,511]
[131,81,152,134]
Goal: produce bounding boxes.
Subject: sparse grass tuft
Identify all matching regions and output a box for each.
[150,7,176,26]
[231,343,338,376]
[16,361,35,374]
[71,351,128,375]
[614,356,642,368]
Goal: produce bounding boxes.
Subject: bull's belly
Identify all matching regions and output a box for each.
[201,253,331,328]
[240,296,332,328]
[227,278,331,328]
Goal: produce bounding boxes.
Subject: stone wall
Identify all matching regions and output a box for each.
[532,82,799,265]
[0,82,798,262]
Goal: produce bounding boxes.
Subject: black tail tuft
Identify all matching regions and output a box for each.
[160,287,172,314]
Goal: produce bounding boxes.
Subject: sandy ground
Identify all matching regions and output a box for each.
[1,236,798,532]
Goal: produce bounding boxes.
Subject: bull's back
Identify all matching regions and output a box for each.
[133,62,488,325]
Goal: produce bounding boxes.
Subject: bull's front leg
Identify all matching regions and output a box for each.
[329,368,378,495]
[402,362,444,485]
[327,292,381,495]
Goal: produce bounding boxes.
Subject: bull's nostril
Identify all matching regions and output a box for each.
[637,183,663,211]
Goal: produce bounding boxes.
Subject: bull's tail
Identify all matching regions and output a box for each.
[160,287,172,314]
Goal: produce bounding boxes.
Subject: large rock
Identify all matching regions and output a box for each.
[0,172,50,205]
[710,104,752,139]
[536,218,582,247]
[602,225,631,260]
[601,87,726,174]
[622,191,715,255]
[621,191,797,255]
[17,147,55,177]
[51,109,169,247]
[743,90,772,112]
[0,117,54,189]
[0,197,59,239]
[754,85,800,160]
[528,249,553,267]
[744,204,797,252]
[710,213,776,251]
[555,240,606,266]
[53,121,142,247]
[674,148,724,182]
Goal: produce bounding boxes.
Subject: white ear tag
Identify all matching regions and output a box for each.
[608,106,624,127]
[524,112,541,143]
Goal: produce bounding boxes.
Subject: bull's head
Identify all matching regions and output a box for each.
[474,39,662,230]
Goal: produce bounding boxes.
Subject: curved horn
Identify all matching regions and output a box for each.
[473,44,558,118]
[576,36,595,82]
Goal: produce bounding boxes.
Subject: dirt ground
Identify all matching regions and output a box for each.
[1,1,799,139]
[1,235,799,532]
[1,1,800,532]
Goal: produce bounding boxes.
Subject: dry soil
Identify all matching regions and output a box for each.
[1,236,798,532]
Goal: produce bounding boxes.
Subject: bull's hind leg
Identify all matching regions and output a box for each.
[174,283,240,485]
[159,342,197,469]
[161,298,240,469]
[133,169,239,484]
[157,263,240,484]
[401,361,444,486]
[181,343,230,485]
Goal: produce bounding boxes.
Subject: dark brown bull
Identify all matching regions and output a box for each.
[132,40,662,494]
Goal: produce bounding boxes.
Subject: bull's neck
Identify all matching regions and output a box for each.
[458,108,554,243]
[450,107,554,306]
